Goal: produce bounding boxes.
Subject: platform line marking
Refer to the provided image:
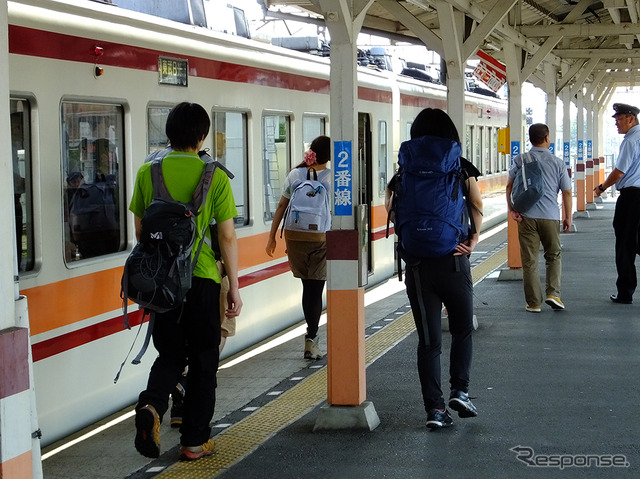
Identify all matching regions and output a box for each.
[155,246,507,478]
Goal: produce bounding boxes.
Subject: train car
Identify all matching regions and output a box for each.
[8,0,508,446]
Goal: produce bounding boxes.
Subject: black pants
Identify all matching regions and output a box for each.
[613,189,640,300]
[404,255,474,411]
[137,277,221,447]
[301,278,325,338]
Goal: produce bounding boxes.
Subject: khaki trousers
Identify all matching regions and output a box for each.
[517,217,562,307]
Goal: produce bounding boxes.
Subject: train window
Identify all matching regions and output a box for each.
[263,114,290,222]
[378,120,388,196]
[213,111,249,226]
[476,126,484,173]
[148,106,172,152]
[61,102,126,262]
[11,99,34,273]
[465,125,473,163]
[302,116,326,150]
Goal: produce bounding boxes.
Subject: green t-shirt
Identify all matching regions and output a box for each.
[129,151,237,282]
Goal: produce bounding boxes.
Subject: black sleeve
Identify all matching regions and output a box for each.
[460,157,481,179]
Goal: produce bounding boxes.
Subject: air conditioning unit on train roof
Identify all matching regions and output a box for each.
[108,0,251,39]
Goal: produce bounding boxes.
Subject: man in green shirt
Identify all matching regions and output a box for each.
[130,103,242,461]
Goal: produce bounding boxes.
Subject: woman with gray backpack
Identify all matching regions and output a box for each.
[265,135,332,360]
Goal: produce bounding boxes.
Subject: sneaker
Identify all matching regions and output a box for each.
[448,390,478,418]
[170,390,184,428]
[180,439,215,461]
[134,404,161,458]
[304,336,324,360]
[525,305,541,313]
[610,294,632,304]
[545,296,565,310]
[426,408,453,428]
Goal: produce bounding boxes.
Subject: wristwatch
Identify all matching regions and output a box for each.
[598,184,605,192]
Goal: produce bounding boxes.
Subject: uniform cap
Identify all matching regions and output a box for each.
[612,103,640,117]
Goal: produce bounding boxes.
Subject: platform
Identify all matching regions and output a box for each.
[42,197,640,478]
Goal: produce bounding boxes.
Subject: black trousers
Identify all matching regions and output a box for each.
[137,277,221,447]
[404,254,474,411]
[613,188,640,300]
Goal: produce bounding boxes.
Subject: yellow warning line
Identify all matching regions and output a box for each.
[157,246,507,478]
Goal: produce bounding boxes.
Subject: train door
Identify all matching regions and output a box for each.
[357,113,373,282]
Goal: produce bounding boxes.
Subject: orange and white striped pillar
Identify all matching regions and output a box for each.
[326,230,365,405]
[585,140,595,208]
[0,298,42,479]
[1,2,43,473]
[593,156,602,202]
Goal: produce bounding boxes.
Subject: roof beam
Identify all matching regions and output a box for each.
[447,0,561,67]
[376,0,444,54]
[461,0,516,61]
[556,48,640,59]
[520,23,640,37]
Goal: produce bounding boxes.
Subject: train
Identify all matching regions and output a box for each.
[8,0,508,446]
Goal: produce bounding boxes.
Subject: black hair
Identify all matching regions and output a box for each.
[529,123,549,146]
[165,102,210,151]
[410,108,460,143]
[296,135,331,168]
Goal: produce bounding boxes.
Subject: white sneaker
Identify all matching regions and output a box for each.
[304,336,324,360]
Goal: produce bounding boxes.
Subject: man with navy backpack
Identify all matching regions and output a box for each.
[506,123,572,313]
[129,103,242,461]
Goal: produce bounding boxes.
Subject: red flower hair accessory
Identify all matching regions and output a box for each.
[304,150,317,166]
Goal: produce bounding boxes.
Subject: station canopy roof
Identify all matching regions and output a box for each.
[262,0,640,93]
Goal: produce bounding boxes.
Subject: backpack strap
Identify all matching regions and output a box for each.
[150,158,171,201]
[307,167,318,181]
[190,161,217,270]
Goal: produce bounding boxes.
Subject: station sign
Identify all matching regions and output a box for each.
[334,141,353,216]
[473,50,507,92]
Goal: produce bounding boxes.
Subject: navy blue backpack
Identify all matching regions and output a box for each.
[390,135,468,261]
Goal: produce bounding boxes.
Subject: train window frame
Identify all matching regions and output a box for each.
[378,120,388,197]
[212,109,250,227]
[11,97,36,274]
[60,100,127,265]
[302,115,327,152]
[147,104,173,153]
[262,113,291,223]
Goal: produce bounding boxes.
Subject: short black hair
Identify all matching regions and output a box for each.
[410,108,460,143]
[165,102,210,150]
[529,123,549,146]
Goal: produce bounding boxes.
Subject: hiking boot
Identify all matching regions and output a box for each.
[426,408,453,429]
[180,439,215,461]
[134,404,161,458]
[525,305,541,313]
[170,390,184,428]
[448,390,478,418]
[304,336,324,360]
[545,296,565,310]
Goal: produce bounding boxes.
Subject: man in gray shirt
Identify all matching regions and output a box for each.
[506,123,572,312]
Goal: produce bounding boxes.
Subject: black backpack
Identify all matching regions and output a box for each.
[120,157,215,324]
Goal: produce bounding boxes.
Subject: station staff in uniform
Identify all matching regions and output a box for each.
[594,103,640,304]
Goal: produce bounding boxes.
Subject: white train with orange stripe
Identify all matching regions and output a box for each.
[8,0,508,446]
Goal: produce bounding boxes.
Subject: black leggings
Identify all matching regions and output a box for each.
[301,278,325,339]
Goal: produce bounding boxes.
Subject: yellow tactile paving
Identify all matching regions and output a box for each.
[156,246,507,478]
